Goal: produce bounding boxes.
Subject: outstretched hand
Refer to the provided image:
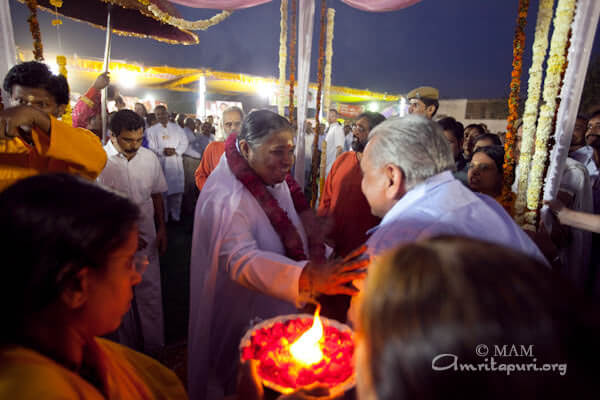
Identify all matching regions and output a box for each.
[301,245,369,297]
[0,105,50,141]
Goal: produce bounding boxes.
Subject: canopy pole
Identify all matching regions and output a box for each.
[101,5,113,143]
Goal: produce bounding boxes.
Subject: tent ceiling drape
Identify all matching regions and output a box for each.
[169,0,422,12]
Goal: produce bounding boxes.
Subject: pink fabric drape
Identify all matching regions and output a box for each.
[168,0,272,9]
[169,0,422,12]
[341,0,422,12]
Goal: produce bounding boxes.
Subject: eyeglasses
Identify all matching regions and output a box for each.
[131,254,149,275]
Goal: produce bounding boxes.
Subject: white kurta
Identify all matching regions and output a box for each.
[188,155,309,399]
[325,122,345,176]
[147,122,189,195]
[98,142,168,354]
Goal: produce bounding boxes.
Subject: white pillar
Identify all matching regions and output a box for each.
[0,0,17,104]
[293,0,316,189]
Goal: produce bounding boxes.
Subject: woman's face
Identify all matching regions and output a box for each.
[468,152,501,197]
[243,129,295,186]
[80,227,142,337]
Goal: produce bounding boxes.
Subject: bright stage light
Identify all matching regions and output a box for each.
[116,69,137,89]
[144,95,155,103]
[49,62,60,75]
[368,102,379,112]
[256,81,275,99]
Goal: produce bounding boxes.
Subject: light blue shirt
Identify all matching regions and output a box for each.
[570,145,600,213]
[366,171,547,264]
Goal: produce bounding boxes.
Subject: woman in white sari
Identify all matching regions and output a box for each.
[188,110,367,399]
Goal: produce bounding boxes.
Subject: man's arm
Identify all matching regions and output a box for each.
[152,193,168,254]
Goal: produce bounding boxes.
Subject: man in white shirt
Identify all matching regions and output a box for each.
[147,105,189,222]
[324,109,345,176]
[343,123,353,152]
[98,110,168,356]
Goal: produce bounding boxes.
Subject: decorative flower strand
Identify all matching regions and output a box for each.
[136,0,232,31]
[501,0,529,213]
[288,0,298,124]
[26,0,44,61]
[526,0,577,225]
[322,8,335,114]
[56,56,73,126]
[514,0,555,224]
[278,0,288,117]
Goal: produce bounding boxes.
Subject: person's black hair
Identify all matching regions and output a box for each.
[464,123,487,136]
[0,174,139,345]
[329,109,338,114]
[437,116,464,143]
[474,133,502,147]
[357,112,386,131]
[110,109,145,137]
[472,144,505,173]
[238,109,292,147]
[421,98,439,117]
[588,110,600,120]
[154,104,167,112]
[3,61,70,106]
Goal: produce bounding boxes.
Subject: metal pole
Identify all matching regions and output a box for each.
[101,5,113,143]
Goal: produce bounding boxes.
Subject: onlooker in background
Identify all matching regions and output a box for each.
[0,174,187,399]
[72,72,119,130]
[182,117,209,216]
[463,123,487,160]
[437,116,467,184]
[134,102,150,147]
[206,115,217,135]
[176,113,186,129]
[324,109,345,176]
[407,86,439,119]
[98,110,168,356]
[194,106,244,190]
[468,145,504,199]
[147,105,189,222]
[1,61,106,191]
[473,132,502,152]
[343,123,353,152]
[147,112,157,127]
[115,96,127,111]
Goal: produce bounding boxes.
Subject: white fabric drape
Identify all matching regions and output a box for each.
[542,0,600,225]
[0,1,17,105]
[293,0,316,189]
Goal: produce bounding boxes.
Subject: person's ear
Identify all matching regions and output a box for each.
[56,104,67,118]
[60,267,91,309]
[426,105,436,118]
[383,164,407,201]
[239,139,251,160]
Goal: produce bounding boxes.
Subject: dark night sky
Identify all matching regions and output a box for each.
[8,0,600,99]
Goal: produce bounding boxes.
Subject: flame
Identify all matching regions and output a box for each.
[289,308,324,366]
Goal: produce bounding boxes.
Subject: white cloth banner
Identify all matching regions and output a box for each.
[542,0,600,225]
[293,0,316,189]
[0,1,17,104]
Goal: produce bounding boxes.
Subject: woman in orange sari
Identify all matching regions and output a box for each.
[0,174,186,399]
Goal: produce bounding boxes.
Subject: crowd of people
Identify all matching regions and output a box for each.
[0,61,599,399]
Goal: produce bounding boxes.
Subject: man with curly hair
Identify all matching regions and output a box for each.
[0,61,106,191]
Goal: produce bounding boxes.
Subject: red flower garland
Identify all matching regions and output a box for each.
[26,0,44,61]
[288,0,297,124]
[225,133,325,262]
[501,0,529,212]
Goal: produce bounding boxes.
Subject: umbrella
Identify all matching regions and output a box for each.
[19,0,199,141]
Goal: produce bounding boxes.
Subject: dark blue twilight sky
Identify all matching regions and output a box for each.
[8,0,600,99]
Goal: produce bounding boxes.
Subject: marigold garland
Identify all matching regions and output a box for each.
[26,0,44,61]
[322,8,335,114]
[500,0,529,213]
[514,0,554,224]
[56,55,73,126]
[278,0,288,117]
[288,0,297,124]
[525,0,576,226]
